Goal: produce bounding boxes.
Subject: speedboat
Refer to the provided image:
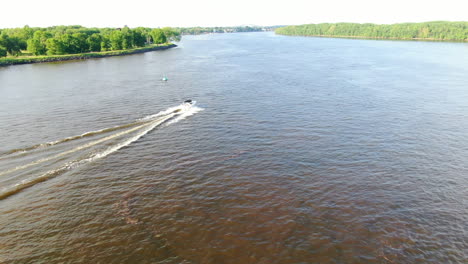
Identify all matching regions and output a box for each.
[172,100,194,114]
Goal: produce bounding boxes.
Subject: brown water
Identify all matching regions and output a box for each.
[1,32,467,263]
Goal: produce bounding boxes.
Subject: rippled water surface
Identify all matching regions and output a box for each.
[1,32,467,263]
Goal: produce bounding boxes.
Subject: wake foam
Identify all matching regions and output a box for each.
[0,102,203,200]
[166,105,203,125]
[0,102,198,159]
[0,120,148,158]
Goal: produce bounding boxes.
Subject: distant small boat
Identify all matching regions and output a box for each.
[162,76,168,81]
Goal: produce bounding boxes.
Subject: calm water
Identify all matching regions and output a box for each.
[1,32,467,263]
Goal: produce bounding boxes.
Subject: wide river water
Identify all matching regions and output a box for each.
[0,32,467,263]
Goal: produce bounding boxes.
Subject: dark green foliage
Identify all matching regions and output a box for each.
[0,25,179,57]
[132,28,147,47]
[46,38,65,55]
[0,43,175,66]
[0,47,7,57]
[0,33,23,56]
[70,33,88,53]
[27,30,50,55]
[275,21,468,41]
[87,33,102,52]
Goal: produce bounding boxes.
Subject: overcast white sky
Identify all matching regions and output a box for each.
[1,0,467,28]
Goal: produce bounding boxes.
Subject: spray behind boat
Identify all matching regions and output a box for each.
[0,101,202,200]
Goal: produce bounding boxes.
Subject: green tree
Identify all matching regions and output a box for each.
[121,26,134,49]
[109,30,124,50]
[0,33,22,56]
[59,34,73,54]
[0,46,7,57]
[46,38,65,55]
[27,31,50,55]
[100,36,110,51]
[150,28,166,44]
[133,28,147,47]
[0,34,11,53]
[87,33,102,52]
[70,33,88,53]
[2,25,184,58]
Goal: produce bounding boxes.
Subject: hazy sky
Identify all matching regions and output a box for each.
[1,0,467,28]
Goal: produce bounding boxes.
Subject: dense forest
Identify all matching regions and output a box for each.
[275,21,468,41]
[0,25,278,58]
[0,26,180,57]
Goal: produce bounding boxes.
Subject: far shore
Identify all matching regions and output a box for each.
[0,43,177,67]
[279,34,468,42]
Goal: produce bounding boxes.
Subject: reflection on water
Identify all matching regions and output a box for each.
[0,32,467,263]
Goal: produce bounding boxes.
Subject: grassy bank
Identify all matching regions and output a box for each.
[0,43,176,66]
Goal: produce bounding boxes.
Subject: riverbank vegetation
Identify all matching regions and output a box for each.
[178,26,271,35]
[0,43,175,66]
[275,21,468,41]
[0,25,180,58]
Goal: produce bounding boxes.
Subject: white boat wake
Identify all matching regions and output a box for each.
[0,102,203,200]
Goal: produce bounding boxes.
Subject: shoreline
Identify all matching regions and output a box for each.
[275,33,468,42]
[0,43,177,67]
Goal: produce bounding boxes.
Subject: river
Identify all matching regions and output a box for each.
[1,32,467,263]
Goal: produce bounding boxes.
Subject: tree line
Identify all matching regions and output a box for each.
[0,25,180,57]
[178,26,271,35]
[275,21,468,41]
